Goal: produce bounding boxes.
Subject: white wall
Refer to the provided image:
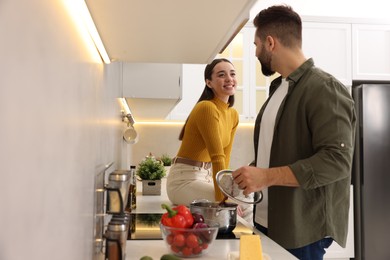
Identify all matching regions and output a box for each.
[0,1,123,260]
[130,123,255,170]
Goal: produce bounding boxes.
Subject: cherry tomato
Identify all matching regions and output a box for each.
[173,233,185,247]
[170,245,180,253]
[186,234,199,248]
[181,246,193,256]
[193,246,203,254]
[166,234,174,245]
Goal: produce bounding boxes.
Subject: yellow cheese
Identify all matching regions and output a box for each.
[239,234,264,260]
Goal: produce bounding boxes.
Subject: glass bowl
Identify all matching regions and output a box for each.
[160,223,219,258]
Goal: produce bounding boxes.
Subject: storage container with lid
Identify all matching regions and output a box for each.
[105,221,128,260]
[106,170,131,214]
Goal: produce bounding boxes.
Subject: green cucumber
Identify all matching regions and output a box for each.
[160,254,181,260]
[140,256,154,260]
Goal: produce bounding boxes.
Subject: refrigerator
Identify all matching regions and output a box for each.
[352,80,390,260]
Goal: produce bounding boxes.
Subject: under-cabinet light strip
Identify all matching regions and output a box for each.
[135,121,254,127]
[80,1,110,64]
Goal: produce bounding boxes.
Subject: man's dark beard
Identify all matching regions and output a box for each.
[258,57,275,77]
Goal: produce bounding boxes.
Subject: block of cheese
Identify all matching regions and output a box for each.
[239,234,264,260]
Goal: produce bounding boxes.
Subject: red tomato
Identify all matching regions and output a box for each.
[170,245,180,253]
[166,234,174,245]
[193,246,203,254]
[185,234,199,248]
[173,233,185,247]
[181,246,193,256]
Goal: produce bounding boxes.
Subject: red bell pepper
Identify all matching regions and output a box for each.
[161,204,194,228]
[173,205,194,227]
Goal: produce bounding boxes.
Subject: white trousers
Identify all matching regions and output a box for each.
[166,163,214,206]
[166,162,254,224]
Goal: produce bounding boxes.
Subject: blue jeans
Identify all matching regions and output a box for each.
[254,223,333,260]
[287,237,333,260]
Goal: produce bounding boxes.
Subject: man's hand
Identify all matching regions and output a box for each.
[232,166,269,196]
[232,166,299,196]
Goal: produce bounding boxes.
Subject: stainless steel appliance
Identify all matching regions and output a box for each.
[190,200,238,234]
[352,80,390,260]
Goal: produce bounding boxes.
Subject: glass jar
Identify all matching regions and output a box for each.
[106,170,130,214]
[105,221,128,260]
[126,166,137,211]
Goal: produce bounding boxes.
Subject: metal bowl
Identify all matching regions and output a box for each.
[189,200,238,234]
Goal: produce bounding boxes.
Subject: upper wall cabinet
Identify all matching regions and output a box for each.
[302,22,352,86]
[167,64,205,121]
[352,24,390,80]
[122,62,183,121]
[85,0,257,64]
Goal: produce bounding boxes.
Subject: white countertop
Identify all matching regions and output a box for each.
[127,177,297,259]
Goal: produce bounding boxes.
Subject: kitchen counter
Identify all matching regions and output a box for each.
[127,177,297,259]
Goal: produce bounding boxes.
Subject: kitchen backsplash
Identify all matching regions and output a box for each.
[129,123,255,170]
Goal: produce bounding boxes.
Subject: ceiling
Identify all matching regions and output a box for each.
[85,0,258,64]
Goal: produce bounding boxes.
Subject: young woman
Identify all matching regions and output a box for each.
[166,58,239,205]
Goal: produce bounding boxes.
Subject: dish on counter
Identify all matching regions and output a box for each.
[160,223,219,257]
[227,251,271,260]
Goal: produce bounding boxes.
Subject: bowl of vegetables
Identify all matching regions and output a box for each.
[160,204,219,258]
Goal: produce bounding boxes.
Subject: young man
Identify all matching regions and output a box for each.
[232,5,356,260]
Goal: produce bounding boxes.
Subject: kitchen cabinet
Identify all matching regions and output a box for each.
[303,19,390,83]
[85,0,257,64]
[302,21,352,86]
[166,64,205,121]
[122,62,182,121]
[236,21,354,121]
[352,23,390,80]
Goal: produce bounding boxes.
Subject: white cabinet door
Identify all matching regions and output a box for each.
[302,22,352,86]
[122,62,182,99]
[121,62,183,121]
[352,24,390,80]
[167,64,206,120]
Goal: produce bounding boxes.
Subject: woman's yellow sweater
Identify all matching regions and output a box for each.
[177,97,239,200]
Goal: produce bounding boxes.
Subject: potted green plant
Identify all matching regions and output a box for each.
[159,154,172,176]
[136,154,166,195]
[159,154,172,167]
